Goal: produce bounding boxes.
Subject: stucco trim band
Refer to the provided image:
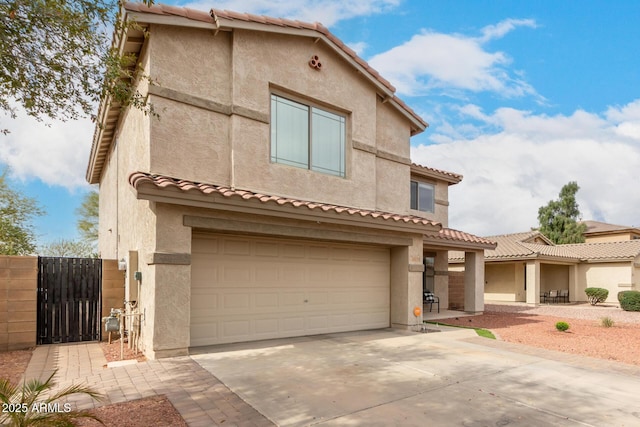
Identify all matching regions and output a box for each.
[185,215,414,247]
[148,85,269,123]
[352,140,377,155]
[408,264,425,272]
[376,149,411,166]
[145,252,191,265]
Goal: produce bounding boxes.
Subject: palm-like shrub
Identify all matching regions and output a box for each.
[585,287,609,305]
[0,370,103,426]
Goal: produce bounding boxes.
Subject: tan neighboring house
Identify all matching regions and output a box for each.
[581,220,640,243]
[86,3,495,359]
[450,230,640,304]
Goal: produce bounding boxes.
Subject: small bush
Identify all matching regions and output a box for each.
[600,316,615,328]
[618,290,640,311]
[555,321,570,332]
[585,287,609,305]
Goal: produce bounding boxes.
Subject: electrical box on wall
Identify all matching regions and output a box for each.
[126,250,139,302]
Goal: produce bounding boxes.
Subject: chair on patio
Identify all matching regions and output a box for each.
[547,290,559,304]
[558,289,569,303]
[423,291,440,313]
[540,291,548,303]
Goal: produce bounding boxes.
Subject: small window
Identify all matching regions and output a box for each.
[270,94,346,177]
[410,180,434,213]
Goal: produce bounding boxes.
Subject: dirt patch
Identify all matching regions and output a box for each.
[0,349,33,385]
[435,311,640,366]
[99,340,146,364]
[76,395,187,427]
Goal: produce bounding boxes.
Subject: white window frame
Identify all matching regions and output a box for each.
[270,94,346,178]
[410,180,435,213]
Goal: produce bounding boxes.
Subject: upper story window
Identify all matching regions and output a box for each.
[270,94,346,177]
[410,180,434,213]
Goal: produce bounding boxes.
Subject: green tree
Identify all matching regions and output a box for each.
[76,189,98,243]
[537,181,587,244]
[38,238,96,257]
[0,171,44,255]
[1,0,154,134]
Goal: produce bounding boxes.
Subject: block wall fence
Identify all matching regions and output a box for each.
[0,256,124,351]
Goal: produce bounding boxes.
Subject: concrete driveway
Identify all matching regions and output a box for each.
[191,328,640,426]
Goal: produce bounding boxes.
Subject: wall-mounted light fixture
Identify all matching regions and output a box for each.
[118,258,127,271]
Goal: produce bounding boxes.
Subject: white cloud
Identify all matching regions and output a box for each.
[368,18,538,98]
[346,41,368,56]
[477,18,537,43]
[412,100,640,236]
[180,0,401,26]
[1,111,94,190]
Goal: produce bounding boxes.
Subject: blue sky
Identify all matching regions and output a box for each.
[2,0,640,248]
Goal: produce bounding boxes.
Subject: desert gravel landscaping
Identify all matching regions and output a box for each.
[436,303,640,366]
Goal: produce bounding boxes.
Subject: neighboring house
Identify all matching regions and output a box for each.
[450,231,640,304]
[581,220,640,242]
[87,3,494,359]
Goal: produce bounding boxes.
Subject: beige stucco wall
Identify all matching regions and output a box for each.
[485,263,518,301]
[97,22,434,358]
[144,24,413,213]
[540,264,570,292]
[577,262,633,303]
[585,232,637,243]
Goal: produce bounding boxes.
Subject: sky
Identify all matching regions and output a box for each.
[2,0,640,247]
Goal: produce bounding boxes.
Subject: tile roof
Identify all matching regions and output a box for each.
[410,163,463,184]
[429,228,496,248]
[561,240,640,261]
[121,2,427,129]
[581,220,640,235]
[129,172,441,228]
[449,231,640,262]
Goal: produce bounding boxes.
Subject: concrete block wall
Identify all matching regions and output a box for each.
[0,257,125,350]
[448,271,465,310]
[0,256,38,351]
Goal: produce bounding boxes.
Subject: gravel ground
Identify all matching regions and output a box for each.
[485,302,640,323]
[437,303,640,366]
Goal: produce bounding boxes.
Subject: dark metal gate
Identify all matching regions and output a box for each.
[37,257,102,344]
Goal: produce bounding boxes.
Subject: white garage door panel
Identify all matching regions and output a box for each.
[190,234,390,346]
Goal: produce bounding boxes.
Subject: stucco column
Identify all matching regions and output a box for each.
[144,204,193,359]
[390,236,424,329]
[568,264,578,303]
[433,250,449,309]
[464,251,485,313]
[525,260,540,305]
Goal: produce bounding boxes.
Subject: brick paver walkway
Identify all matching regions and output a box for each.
[24,343,274,427]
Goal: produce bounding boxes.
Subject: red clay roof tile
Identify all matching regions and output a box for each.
[129,172,442,228]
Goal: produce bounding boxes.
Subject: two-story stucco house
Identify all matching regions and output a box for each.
[87,3,495,359]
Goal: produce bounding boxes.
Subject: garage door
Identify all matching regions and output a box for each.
[190,233,390,346]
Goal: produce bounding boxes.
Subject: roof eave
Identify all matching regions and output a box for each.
[410,164,462,185]
[131,178,441,236]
